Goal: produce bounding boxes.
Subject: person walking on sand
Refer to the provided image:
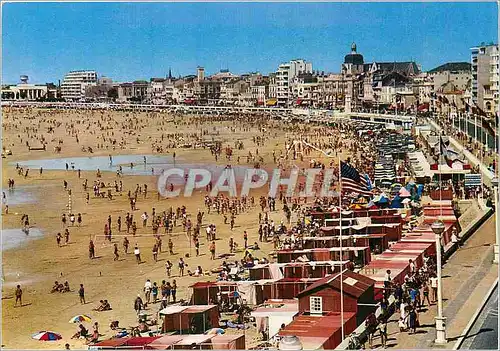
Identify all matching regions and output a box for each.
[144,279,152,304]
[209,241,216,260]
[134,294,143,316]
[79,284,85,304]
[14,285,22,307]
[134,245,141,264]
[165,261,172,277]
[152,244,158,262]
[64,229,70,244]
[171,280,177,303]
[113,243,119,261]
[123,237,129,254]
[141,212,149,228]
[178,258,186,276]
[152,282,159,303]
[89,240,95,259]
[168,238,174,255]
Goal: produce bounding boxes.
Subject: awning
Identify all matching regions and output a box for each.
[266,99,277,106]
[159,305,188,316]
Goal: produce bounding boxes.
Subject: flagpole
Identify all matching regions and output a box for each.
[474,114,478,144]
[338,158,345,342]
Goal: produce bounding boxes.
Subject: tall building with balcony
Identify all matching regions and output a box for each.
[471,43,498,115]
[61,70,97,101]
[276,59,312,106]
[490,46,499,114]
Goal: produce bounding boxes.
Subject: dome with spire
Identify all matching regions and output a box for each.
[344,42,364,65]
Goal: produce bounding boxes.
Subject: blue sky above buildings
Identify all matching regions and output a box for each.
[2,2,497,84]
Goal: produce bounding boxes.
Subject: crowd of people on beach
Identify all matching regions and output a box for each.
[4,106,495,349]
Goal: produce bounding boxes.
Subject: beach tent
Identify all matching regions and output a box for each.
[416,184,424,199]
[390,195,403,209]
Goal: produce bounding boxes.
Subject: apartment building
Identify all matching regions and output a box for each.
[61,70,97,101]
[471,43,498,115]
[276,59,312,106]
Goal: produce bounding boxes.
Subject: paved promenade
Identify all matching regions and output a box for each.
[369,215,498,350]
[459,284,498,349]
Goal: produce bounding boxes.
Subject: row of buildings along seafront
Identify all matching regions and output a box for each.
[2,42,499,117]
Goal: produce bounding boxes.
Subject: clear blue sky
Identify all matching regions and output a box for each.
[2,2,497,84]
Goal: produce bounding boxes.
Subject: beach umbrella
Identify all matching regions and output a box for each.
[32,331,62,341]
[356,197,368,204]
[69,314,92,323]
[399,187,411,198]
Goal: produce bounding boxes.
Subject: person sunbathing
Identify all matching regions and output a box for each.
[71,324,88,339]
[93,300,106,311]
[51,281,64,293]
[138,321,150,333]
[63,281,70,292]
[102,299,112,310]
[248,242,260,250]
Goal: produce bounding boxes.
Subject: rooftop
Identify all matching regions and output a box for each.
[428,62,472,73]
[297,269,375,299]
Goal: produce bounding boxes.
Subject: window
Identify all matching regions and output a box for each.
[310,296,323,315]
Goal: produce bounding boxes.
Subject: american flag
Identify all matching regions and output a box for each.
[340,161,372,196]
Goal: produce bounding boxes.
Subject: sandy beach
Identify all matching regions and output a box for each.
[2,108,352,349]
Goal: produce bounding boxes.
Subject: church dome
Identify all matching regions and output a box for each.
[344,42,364,65]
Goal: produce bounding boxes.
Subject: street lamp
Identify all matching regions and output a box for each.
[492,177,499,264]
[431,220,447,344]
[279,335,303,350]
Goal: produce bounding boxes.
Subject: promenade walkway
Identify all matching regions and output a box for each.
[369,214,498,350]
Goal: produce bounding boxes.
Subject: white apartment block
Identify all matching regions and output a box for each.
[490,46,499,114]
[61,70,97,101]
[471,44,498,114]
[276,59,312,106]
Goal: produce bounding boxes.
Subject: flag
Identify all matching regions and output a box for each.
[481,118,496,136]
[439,136,459,164]
[470,102,495,136]
[473,103,488,117]
[340,161,372,196]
